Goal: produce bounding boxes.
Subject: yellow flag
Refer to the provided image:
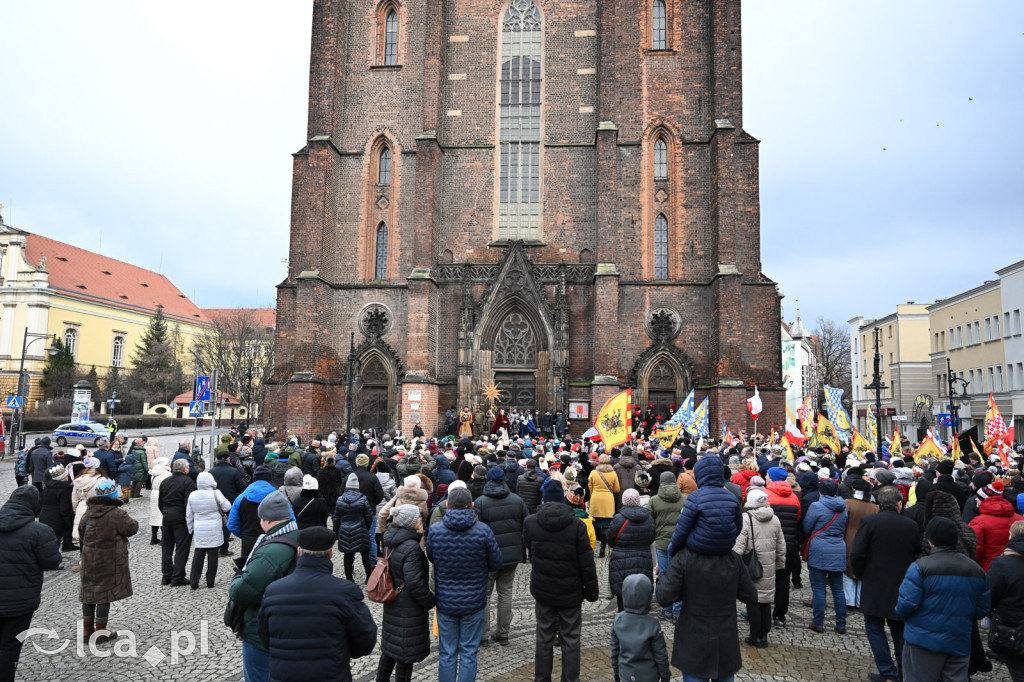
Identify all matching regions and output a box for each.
[851,428,874,454]
[593,389,632,449]
[651,425,682,447]
[781,433,795,462]
[891,428,903,457]
[951,436,962,461]
[914,436,944,463]
[816,414,841,454]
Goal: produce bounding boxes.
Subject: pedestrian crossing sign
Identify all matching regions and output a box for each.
[189,401,205,417]
[5,396,21,410]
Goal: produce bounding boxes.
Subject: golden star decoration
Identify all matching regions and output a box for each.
[482,380,505,408]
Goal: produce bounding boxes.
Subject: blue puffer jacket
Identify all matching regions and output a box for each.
[434,456,456,487]
[116,455,135,486]
[895,547,990,656]
[802,494,848,572]
[667,457,742,556]
[425,508,502,616]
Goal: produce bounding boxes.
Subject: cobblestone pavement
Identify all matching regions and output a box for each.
[3,459,1013,681]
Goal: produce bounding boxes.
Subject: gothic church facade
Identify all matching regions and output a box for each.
[269,0,784,436]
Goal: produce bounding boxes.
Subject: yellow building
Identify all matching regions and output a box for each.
[851,304,932,441]
[0,209,209,406]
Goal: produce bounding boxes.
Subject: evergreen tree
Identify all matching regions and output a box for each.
[125,306,186,408]
[40,339,77,399]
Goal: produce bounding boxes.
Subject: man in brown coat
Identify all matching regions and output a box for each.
[843,478,878,608]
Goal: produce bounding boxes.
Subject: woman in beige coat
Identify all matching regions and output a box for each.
[732,488,786,648]
[148,457,172,545]
[71,458,104,543]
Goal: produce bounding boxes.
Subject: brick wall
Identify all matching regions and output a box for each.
[268,0,783,439]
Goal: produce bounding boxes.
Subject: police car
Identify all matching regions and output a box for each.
[52,422,111,447]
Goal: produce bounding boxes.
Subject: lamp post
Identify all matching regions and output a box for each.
[344,332,363,435]
[863,327,888,456]
[10,329,59,456]
[946,357,969,440]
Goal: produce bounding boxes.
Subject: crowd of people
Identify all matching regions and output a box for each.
[2,422,1024,682]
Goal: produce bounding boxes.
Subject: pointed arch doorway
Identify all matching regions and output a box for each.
[492,311,538,410]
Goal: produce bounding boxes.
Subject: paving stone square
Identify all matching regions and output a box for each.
[2,445,1014,681]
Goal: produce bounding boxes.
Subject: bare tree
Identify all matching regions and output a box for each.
[813,316,852,411]
[191,310,275,424]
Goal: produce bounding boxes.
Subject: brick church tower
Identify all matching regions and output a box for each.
[268,0,784,437]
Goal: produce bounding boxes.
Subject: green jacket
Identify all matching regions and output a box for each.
[647,484,685,551]
[215,434,233,456]
[228,522,300,649]
[129,445,147,482]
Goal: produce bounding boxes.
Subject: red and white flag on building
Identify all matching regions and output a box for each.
[747,386,763,419]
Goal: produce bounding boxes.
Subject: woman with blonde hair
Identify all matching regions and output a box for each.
[588,454,620,557]
[144,438,160,490]
[148,457,172,545]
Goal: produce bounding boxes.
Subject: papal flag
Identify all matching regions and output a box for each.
[824,384,852,443]
[592,389,632,449]
[891,428,903,457]
[684,397,709,438]
[914,434,945,463]
[851,428,875,455]
[781,433,796,462]
[816,414,841,454]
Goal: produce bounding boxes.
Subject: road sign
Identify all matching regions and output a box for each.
[892,415,908,421]
[5,396,21,410]
[195,376,211,402]
[189,401,205,418]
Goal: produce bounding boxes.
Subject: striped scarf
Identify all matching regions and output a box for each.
[242,519,298,571]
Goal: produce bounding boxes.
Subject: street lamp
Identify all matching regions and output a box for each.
[10,329,59,456]
[863,327,888,456]
[946,357,969,439]
[344,332,363,435]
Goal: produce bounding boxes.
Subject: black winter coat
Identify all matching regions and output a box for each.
[38,478,75,538]
[798,472,820,521]
[934,474,968,512]
[518,469,545,514]
[158,472,197,525]
[293,490,329,529]
[849,509,922,620]
[468,478,487,501]
[258,556,377,682]
[354,467,385,509]
[0,486,63,616]
[380,525,436,662]
[523,502,599,608]
[989,535,1024,627]
[28,445,54,483]
[607,505,656,597]
[317,466,343,511]
[656,549,757,680]
[474,481,529,566]
[333,490,373,552]
[210,461,244,502]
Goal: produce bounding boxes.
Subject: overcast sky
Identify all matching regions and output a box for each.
[1,1,1022,329]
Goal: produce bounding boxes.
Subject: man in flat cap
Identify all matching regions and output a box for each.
[259,525,377,682]
[229,490,300,682]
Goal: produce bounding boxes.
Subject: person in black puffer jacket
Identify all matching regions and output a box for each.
[988,524,1024,679]
[376,505,436,682]
[474,467,529,645]
[798,470,821,521]
[524,497,600,682]
[518,460,545,515]
[0,485,64,680]
[39,465,77,551]
[333,474,374,582]
[607,488,656,612]
[317,458,343,511]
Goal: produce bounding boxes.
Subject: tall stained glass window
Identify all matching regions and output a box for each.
[498,0,542,240]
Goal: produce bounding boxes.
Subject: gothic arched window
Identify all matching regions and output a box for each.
[498,0,542,240]
[374,222,388,280]
[652,0,667,50]
[378,146,392,186]
[654,137,667,180]
[654,214,668,279]
[384,11,398,65]
[493,312,537,367]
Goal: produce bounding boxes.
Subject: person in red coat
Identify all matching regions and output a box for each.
[969,482,1024,572]
[489,409,510,436]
